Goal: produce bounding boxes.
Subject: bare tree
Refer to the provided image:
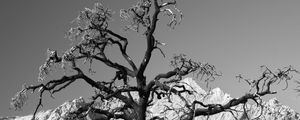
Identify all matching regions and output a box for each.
[10,0,299,120]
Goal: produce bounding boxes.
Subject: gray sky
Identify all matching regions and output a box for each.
[1,0,300,117]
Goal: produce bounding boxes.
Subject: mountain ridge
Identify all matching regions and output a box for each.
[3,77,300,120]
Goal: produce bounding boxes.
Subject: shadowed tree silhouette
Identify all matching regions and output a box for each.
[10,0,299,120]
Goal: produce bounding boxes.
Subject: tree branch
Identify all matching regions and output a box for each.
[137,0,160,82]
[25,72,83,120]
[105,29,138,71]
[189,66,297,118]
[23,66,138,120]
[80,73,138,108]
[92,55,136,77]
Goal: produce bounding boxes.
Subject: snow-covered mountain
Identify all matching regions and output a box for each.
[3,78,300,120]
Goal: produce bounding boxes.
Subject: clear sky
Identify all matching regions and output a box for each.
[1,0,300,117]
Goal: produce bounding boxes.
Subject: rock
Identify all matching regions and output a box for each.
[3,78,300,120]
[12,97,86,120]
[147,78,300,120]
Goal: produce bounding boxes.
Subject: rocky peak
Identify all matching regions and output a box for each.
[3,78,300,120]
[6,97,86,120]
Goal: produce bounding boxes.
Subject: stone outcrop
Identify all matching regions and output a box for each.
[5,97,86,120]
[3,78,300,120]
